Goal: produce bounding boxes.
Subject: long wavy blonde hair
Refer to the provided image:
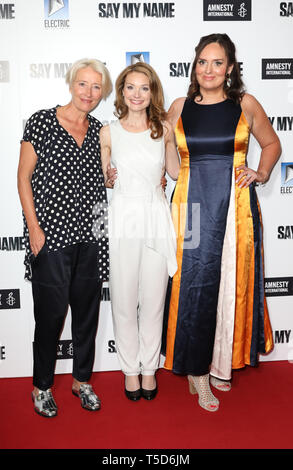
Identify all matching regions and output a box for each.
[114,62,166,139]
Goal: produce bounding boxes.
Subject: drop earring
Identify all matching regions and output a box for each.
[226,73,231,87]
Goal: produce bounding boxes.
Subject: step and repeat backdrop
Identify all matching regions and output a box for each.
[0,0,292,379]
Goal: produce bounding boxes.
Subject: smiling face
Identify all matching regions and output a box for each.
[195,42,233,94]
[70,66,103,113]
[122,71,151,113]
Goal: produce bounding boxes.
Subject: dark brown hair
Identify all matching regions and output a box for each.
[187,33,245,103]
[114,62,166,139]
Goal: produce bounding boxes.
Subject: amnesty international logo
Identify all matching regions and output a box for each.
[238,2,247,17]
[203,0,251,21]
[44,0,69,28]
[0,289,20,309]
[57,340,73,359]
[265,277,293,296]
[262,59,293,79]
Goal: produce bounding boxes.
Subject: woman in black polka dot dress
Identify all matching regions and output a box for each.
[17,59,112,417]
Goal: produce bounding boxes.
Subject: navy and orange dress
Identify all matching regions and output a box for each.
[162,97,273,380]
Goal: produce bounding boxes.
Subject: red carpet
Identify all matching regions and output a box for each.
[1,361,293,456]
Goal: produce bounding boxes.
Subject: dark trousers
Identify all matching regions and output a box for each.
[31,242,103,391]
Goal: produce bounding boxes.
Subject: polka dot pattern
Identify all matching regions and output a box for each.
[22,106,109,281]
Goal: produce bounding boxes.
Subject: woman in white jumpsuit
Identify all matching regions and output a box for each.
[100,63,179,400]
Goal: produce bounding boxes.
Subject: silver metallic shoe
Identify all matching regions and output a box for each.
[32,389,58,418]
[72,383,101,411]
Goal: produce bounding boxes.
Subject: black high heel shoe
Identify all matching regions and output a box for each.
[124,376,141,401]
[125,387,141,401]
[141,386,157,400]
[141,375,157,400]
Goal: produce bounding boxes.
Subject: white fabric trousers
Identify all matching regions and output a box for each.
[109,237,168,376]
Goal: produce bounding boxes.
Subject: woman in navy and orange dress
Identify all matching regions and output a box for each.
[162,33,281,412]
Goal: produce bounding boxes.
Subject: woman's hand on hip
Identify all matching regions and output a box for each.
[236,165,267,188]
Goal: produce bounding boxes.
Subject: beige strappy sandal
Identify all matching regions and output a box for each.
[188,374,219,412]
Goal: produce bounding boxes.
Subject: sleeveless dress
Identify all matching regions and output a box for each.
[162,98,273,380]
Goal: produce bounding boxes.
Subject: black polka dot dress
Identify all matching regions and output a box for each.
[22,106,109,281]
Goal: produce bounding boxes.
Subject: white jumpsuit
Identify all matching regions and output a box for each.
[108,120,177,376]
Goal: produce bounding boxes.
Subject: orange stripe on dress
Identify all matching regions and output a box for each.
[164,116,190,370]
[231,112,272,368]
[232,112,256,368]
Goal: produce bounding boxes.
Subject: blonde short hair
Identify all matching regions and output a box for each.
[66,58,113,99]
